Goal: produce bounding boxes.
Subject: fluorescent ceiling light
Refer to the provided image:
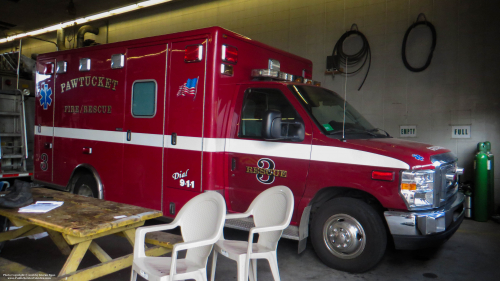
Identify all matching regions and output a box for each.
[0,0,173,45]
[110,4,140,14]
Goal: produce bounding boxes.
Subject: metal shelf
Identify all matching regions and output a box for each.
[0,133,22,137]
[1,154,23,159]
[0,111,20,116]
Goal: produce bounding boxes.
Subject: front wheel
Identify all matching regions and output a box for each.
[0,216,10,252]
[74,174,98,198]
[311,197,387,273]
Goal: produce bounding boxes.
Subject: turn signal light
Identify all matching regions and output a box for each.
[401,183,417,190]
[222,45,238,64]
[184,45,203,62]
[372,171,395,181]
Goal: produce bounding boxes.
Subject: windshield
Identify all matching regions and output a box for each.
[289,85,389,139]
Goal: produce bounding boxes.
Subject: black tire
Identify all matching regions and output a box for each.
[74,174,98,198]
[0,216,10,253]
[311,197,387,273]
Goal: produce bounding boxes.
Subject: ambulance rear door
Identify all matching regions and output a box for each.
[34,60,56,183]
[163,38,208,214]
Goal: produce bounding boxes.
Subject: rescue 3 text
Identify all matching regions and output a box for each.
[245,166,287,178]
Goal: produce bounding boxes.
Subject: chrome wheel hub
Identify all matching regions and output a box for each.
[323,214,366,259]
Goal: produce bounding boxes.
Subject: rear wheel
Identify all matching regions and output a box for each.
[311,197,387,273]
[74,174,98,198]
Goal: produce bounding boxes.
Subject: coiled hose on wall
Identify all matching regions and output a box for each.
[402,14,437,72]
[331,25,371,90]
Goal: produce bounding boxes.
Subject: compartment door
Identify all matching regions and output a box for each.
[34,60,56,183]
[122,44,167,210]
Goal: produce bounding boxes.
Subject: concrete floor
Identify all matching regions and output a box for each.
[0,218,499,281]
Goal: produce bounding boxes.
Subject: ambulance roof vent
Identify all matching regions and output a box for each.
[56,61,67,74]
[111,54,124,69]
[79,58,91,72]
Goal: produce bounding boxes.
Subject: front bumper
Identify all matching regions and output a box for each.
[384,192,465,250]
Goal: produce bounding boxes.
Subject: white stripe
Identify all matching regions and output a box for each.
[164,135,203,151]
[43,126,409,169]
[54,127,124,143]
[128,132,163,147]
[34,126,53,137]
[0,173,31,178]
[203,138,226,152]
[311,145,409,169]
[226,139,311,160]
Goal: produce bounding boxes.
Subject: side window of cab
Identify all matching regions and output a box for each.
[239,88,299,139]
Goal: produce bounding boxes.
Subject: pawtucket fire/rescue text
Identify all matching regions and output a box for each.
[64,105,112,114]
[60,76,119,93]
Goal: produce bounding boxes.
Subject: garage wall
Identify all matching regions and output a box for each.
[2,0,499,207]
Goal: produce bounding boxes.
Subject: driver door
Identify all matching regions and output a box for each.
[226,84,312,216]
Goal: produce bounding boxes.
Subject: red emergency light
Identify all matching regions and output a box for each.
[303,68,312,79]
[371,171,394,181]
[184,45,203,62]
[41,63,54,74]
[222,45,238,64]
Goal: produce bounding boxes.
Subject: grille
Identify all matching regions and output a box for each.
[437,162,459,205]
[431,152,460,208]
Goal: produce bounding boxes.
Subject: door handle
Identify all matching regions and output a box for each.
[126,130,131,141]
[231,157,237,171]
[171,133,177,145]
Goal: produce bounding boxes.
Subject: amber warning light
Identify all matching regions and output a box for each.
[372,171,394,181]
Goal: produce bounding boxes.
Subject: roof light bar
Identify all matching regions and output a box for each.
[0,0,173,44]
[252,69,321,86]
[251,69,279,78]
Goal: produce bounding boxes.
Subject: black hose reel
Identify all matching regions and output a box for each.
[328,24,371,91]
[402,13,437,72]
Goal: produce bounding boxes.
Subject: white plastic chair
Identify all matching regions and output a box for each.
[210,185,294,281]
[131,192,226,281]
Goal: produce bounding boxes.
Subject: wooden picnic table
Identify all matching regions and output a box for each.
[0,188,180,280]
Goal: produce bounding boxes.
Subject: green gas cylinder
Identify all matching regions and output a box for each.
[474,142,489,222]
[484,141,495,217]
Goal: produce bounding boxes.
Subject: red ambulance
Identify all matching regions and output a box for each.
[34,27,465,272]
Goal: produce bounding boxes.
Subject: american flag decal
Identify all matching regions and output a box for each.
[177,77,199,99]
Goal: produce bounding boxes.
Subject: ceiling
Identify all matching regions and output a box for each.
[1,0,139,37]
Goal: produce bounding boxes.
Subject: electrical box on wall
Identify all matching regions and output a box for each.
[451,125,471,139]
[400,125,417,138]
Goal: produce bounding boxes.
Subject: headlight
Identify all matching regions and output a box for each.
[400,170,435,210]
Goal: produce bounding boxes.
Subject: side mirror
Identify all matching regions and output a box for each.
[262,110,305,142]
[262,109,282,139]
